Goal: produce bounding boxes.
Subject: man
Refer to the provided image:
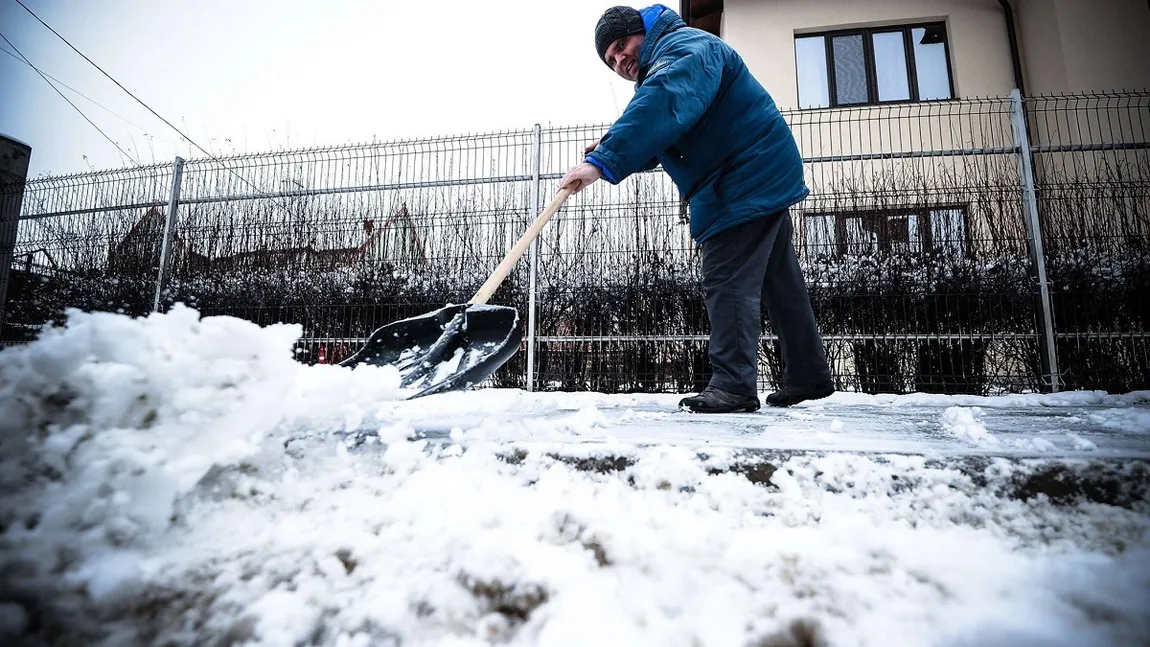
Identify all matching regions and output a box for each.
[559,4,834,413]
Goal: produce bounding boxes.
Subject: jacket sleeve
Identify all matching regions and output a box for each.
[585,42,723,185]
[588,155,659,182]
[638,157,660,172]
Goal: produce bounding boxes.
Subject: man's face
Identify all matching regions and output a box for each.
[604,33,644,82]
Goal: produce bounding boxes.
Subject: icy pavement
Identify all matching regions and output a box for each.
[358,389,1150,460]
[1,307,1148,647]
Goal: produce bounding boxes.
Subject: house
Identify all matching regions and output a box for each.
[110,205,166,275]
[678,0,1150,260]
[680,0,1150,106]
[112,202,429,277]
[179,204,428,275]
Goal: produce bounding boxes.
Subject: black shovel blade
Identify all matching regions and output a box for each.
[339,304,523,398]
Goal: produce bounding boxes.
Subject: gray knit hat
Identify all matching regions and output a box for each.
[595,6,645,66]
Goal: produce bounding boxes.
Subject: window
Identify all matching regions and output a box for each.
[801,207,967,257]
[795,23,953,109]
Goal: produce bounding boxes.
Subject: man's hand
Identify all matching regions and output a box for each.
[559,162,602,194]
[583,140,600,155]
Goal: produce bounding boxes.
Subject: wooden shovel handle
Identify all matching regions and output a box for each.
[469,187,574,305]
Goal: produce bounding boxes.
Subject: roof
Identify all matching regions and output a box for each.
[0,133,33,150]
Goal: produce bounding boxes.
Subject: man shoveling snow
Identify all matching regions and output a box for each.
[560,5,834,413]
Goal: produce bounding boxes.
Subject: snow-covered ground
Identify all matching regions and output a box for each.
[1,306,1148,647]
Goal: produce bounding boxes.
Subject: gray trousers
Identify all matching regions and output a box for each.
[700,209,831,396]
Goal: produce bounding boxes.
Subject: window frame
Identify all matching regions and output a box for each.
[801,206,971,258]
[796,21,955,109]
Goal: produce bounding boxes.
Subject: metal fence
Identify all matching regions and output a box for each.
[2,90,1147,395]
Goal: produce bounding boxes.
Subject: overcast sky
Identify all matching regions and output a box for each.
[0,0,642,178]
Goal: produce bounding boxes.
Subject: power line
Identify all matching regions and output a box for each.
[0,29,141,167]
[12,0,286,204]
[0,44,152,134]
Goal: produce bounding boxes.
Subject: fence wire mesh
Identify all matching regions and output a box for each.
[1028,93,1150,392]
[2,91,1147,395]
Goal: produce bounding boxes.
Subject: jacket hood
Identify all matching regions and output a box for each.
[637,5,687,81]
[639,4,672,32]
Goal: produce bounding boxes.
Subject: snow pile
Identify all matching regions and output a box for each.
[0,305,403,625]
[10,438,1146,647]
[833,390,1150,409]
[1066,433,1099,452]
[0,307,1147,647]
[0,603,26,636]
[1088,408,1150,434]
[939,407,1081,453]
[940,406,1000,447]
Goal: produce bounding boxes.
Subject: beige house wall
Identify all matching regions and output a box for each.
[1012,0,1066,93]
[722,0,1018,109]
[713,1,1150,261]
[1016,0,1150,94]
[720,0,1150,107]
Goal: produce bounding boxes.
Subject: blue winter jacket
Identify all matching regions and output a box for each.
[586,5,809,243]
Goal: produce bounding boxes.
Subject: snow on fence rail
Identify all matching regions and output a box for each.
[2,91,1148,395]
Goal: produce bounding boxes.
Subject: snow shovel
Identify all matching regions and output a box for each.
[339,187,574,398]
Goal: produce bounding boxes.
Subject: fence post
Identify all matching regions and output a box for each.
[526,124,543,391]
[1008,89,1060,392]
[153,156,185,313]
[0,135,32,343]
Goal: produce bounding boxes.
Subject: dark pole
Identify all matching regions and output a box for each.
[0,135,32,346]
[999,0,1027,96]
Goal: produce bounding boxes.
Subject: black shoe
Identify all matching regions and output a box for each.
[679,385,761,413]
[765,381,835,407]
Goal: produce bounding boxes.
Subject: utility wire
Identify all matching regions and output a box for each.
[12,0,292,206]
[0,44,152,134]
[0,29,141,167]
